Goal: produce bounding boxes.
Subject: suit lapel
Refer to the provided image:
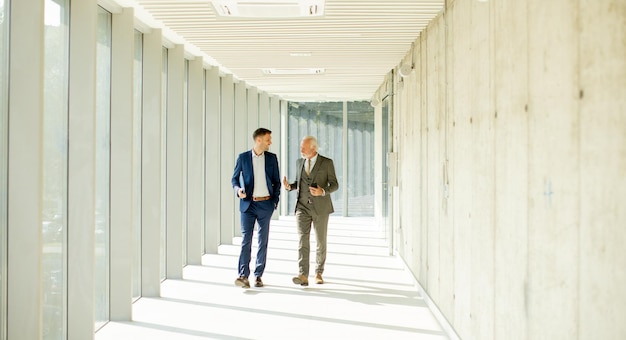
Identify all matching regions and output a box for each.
[246,150,253,185]
[263,152,274,194]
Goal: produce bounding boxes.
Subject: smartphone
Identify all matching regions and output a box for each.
[310,182,318,188]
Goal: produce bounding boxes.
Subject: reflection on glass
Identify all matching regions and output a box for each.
[0,0,8,339]
[160,47,168,281]
[94,6,111,331]
[287,102,343,215]
[347,101,375,216]
[42,0,69,338]
[132,29,143,300]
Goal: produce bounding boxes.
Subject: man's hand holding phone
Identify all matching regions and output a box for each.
[309,182,324,197]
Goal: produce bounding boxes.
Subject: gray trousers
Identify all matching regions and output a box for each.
[295,210,329,276]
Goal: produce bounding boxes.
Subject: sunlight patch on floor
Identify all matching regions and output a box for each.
[96,217,449,340]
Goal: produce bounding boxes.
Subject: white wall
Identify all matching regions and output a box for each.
[390,0,626,339]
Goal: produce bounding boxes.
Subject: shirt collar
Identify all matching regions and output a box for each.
[252,149,265,158]
[307,153,319,162]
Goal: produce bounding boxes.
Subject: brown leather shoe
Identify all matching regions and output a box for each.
[255,277,263,287]
[292,275,309,286]
[235,276,250,288]
[315,273,324,284]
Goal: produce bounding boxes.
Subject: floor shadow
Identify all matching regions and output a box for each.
[127,321,254,340]
[152,297,444,336]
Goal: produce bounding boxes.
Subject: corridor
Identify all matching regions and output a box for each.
[95,217,450,340]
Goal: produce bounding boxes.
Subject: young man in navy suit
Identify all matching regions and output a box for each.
[231,128,281,288]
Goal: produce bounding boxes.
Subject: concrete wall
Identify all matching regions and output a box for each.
[391,0,626,339]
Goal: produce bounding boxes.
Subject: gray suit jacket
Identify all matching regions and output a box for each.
[287,154,339,215]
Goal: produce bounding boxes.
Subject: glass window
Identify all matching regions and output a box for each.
[132,29,143,300]
[94,6,111,331]
[347,101,375,216]
[287,102,344,215]
[183,59,188,266]
[160,47,168,281]
[0,1,8,339]
[42,0,69,338]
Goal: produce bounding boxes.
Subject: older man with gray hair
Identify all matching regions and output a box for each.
[283,136,339,286]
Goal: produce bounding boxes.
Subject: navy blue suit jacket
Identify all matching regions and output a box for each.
[231,150,281,212]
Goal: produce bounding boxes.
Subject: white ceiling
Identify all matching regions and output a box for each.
[122,0,444,101]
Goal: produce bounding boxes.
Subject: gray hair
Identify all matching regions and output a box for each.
[301,135,318,150]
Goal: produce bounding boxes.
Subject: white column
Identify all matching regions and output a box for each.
[204,67,221,253]
[259,91,270,128]
[220,74,235,244]
[109,7,134,320]
[187,58,204,265]
[7,0,44,338]
[247,87,259,134]
[233,81,247,237]
[166,45,185,279]
[280,100,289,216]
[68,1,98,338]
[270,96,281,132]
[182,60,188,267]
[141,28,163,296]
[270,96,281,219]
[342,101,349,216]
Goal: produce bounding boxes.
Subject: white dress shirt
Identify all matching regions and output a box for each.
[252,150,270,198]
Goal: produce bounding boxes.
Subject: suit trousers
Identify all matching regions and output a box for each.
[238,199,274,278]
[295,209,329,276]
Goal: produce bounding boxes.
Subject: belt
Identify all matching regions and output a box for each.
[252,196,271,201]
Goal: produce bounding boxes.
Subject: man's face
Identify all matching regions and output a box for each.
[300,139,315,159]
[255,133,272,152]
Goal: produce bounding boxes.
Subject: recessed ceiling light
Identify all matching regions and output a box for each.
[262,68,325,75]
[211,0,325,18]
[290,52,312,57]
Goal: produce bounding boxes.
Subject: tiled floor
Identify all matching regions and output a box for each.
[96,217,450,340]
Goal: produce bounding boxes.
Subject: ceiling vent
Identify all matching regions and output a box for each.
[211,0,325,18]
[262,68,325,75]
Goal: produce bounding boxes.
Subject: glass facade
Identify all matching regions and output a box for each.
[0,1,8,339]
[42,0,69,338]
[346,101,375,216]
[287,101,375,217]
[132,29,143,300]
[94,6,112,331]
[287,102,344,215]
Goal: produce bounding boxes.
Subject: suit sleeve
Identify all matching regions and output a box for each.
[231,154,243,196]
[270,154,281,208]
[287,159,301,191]
[324,159,339,194]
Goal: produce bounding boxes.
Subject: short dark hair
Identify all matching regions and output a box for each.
[253,128,272,140]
